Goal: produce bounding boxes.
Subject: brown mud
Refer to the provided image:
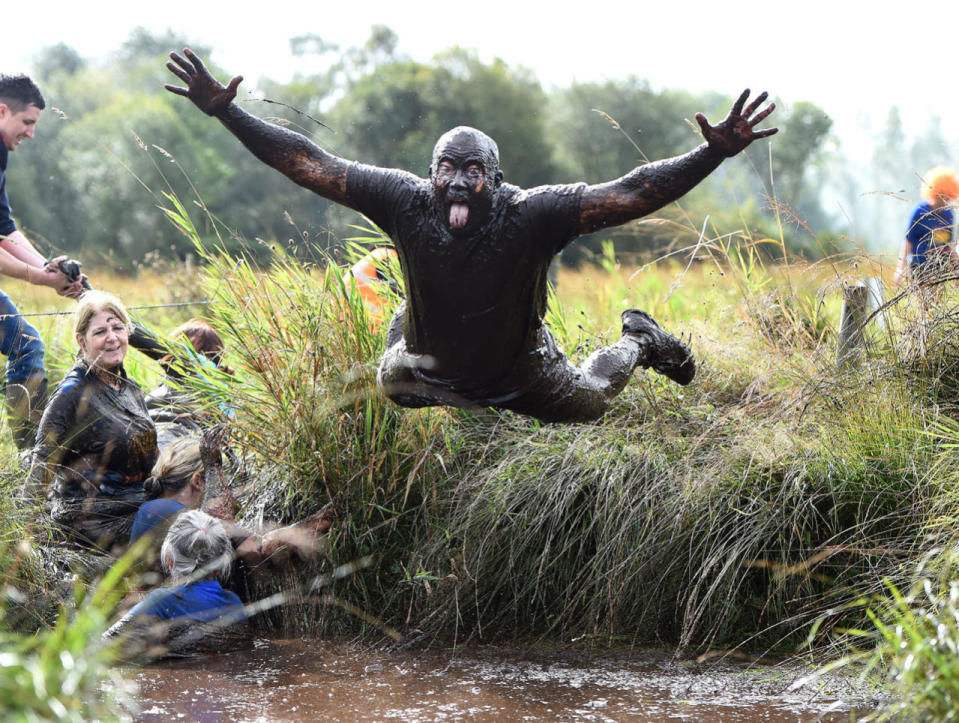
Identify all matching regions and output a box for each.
[132,638,876,721]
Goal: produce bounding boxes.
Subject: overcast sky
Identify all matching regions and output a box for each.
[8,0,955,156]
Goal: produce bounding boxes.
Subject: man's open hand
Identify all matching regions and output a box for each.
[696,89,778,158]
[165,48,243,117]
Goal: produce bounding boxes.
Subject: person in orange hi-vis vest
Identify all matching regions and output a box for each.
[342,247,400,324]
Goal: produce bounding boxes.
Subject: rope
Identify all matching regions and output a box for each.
[6,298,212,320]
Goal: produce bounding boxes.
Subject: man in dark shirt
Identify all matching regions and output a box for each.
[0,75,84,447]
[166,49,777,422]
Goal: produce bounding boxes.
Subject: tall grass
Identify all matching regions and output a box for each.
[4,186,959,718]
[0,542,139,720]
[127,189,951,657]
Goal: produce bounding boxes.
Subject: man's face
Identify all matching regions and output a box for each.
[0,103,41,151]
[430,128,502,234]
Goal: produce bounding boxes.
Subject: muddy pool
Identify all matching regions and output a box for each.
[130,638,876,721]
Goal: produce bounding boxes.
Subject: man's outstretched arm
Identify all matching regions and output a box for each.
[165,48,352,207]
[577,89,777,235]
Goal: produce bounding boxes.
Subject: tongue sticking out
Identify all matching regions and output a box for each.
[449,202,469,229]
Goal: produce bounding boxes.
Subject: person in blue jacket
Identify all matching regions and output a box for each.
[894,166,959,285]
[130,431,335,567]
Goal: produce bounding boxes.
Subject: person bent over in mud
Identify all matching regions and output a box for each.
[105,509,249,660]
[167,49,777,423]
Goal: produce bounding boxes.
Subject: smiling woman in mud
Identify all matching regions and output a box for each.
[29,290,158,552]
[167,49,777,423]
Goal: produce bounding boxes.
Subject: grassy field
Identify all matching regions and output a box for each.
[1,224,957,717]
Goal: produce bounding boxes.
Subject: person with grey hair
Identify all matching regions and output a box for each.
[159,509,235,582]
[104,509,247,657]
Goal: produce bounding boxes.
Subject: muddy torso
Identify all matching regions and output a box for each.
[36,362,157,501]
[347,164,583,390]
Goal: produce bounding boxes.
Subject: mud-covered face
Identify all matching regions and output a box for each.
[430,127,503,234]
[77,310,129,371]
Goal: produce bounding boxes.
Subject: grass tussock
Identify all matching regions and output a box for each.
[119,196,958,661]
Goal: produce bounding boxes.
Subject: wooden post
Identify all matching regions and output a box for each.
[837,282,870,366]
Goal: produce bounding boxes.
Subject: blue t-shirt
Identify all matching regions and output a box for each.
[906,202,954,267]
[126,579,247,623]
[130,498,186,542]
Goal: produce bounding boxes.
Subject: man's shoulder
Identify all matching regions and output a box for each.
[500,181,585,218]
[347,162,429,197]
[508,181,586,203]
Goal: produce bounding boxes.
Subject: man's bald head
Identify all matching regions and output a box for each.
[430,126,500,177]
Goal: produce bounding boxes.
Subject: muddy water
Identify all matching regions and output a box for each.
[132,638,873,721]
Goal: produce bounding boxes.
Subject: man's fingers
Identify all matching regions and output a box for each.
[741,91,769,118]
[165,61,192,84]
[731,89,750,116]
[183,48,207,73]
[164,84,190,98]
[167,52,194,73]
[749,103,776,126]
[694,112,711,135]
[752,127,779,139]
[225,75,243,93]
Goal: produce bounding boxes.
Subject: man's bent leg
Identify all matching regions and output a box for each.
[497,327,642,422]
[0,290,47,450]
[498,310,693,423]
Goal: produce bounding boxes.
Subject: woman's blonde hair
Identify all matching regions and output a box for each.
[74,290,133,338]
[921,166,959,203]
[145,436,202,499]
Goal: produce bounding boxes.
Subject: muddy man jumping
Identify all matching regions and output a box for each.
[166,49,777,423]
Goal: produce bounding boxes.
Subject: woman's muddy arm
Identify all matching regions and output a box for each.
[199,425,238,520]
[24,385,82,501]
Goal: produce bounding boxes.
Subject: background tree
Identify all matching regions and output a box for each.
[329,47,556,188]
[9,25,847,270]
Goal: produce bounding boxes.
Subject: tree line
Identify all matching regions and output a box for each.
[13,26,836,270]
